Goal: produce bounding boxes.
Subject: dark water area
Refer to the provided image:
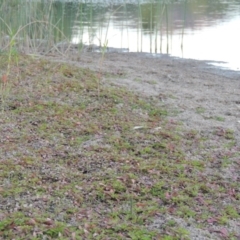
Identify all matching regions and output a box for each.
[0,0,240,70]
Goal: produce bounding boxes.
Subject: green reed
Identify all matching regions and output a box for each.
[181,0,187,52]
[137,0,142,52]
[0,0,186,55]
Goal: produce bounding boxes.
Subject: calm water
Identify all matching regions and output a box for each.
[1,0,240,70]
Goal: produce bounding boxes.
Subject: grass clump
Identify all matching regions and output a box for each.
[0,54,239,239]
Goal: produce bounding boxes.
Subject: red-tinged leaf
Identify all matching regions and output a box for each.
[2,74,7,85]
[27,218,37,226]
[165,192,171,200]
[172,191,178,197]
[118,233,125,237]
[136,202,146,208]
[210,228,229,238]
[207,218,217,224]
[195,196,205,205]
[64,228,71,237]
[6,221,16,230]
[228,188,236,197]
[43,218,53,225]
[219,228,228,237]
[168,206,176,214]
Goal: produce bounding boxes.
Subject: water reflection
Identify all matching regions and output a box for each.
[0,0,239,70]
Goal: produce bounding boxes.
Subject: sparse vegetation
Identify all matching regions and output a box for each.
[0,2,239,238]
[0,51,239,239]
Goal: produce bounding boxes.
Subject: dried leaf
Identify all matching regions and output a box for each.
[43,218,53,225]
[27,218,37,226]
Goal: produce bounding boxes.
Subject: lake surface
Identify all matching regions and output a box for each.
[1,0,240,71]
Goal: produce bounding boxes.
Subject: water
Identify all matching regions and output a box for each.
[0,0,240,71]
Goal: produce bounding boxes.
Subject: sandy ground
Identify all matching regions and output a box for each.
[47,51,240,239]
[63,52,240,144]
